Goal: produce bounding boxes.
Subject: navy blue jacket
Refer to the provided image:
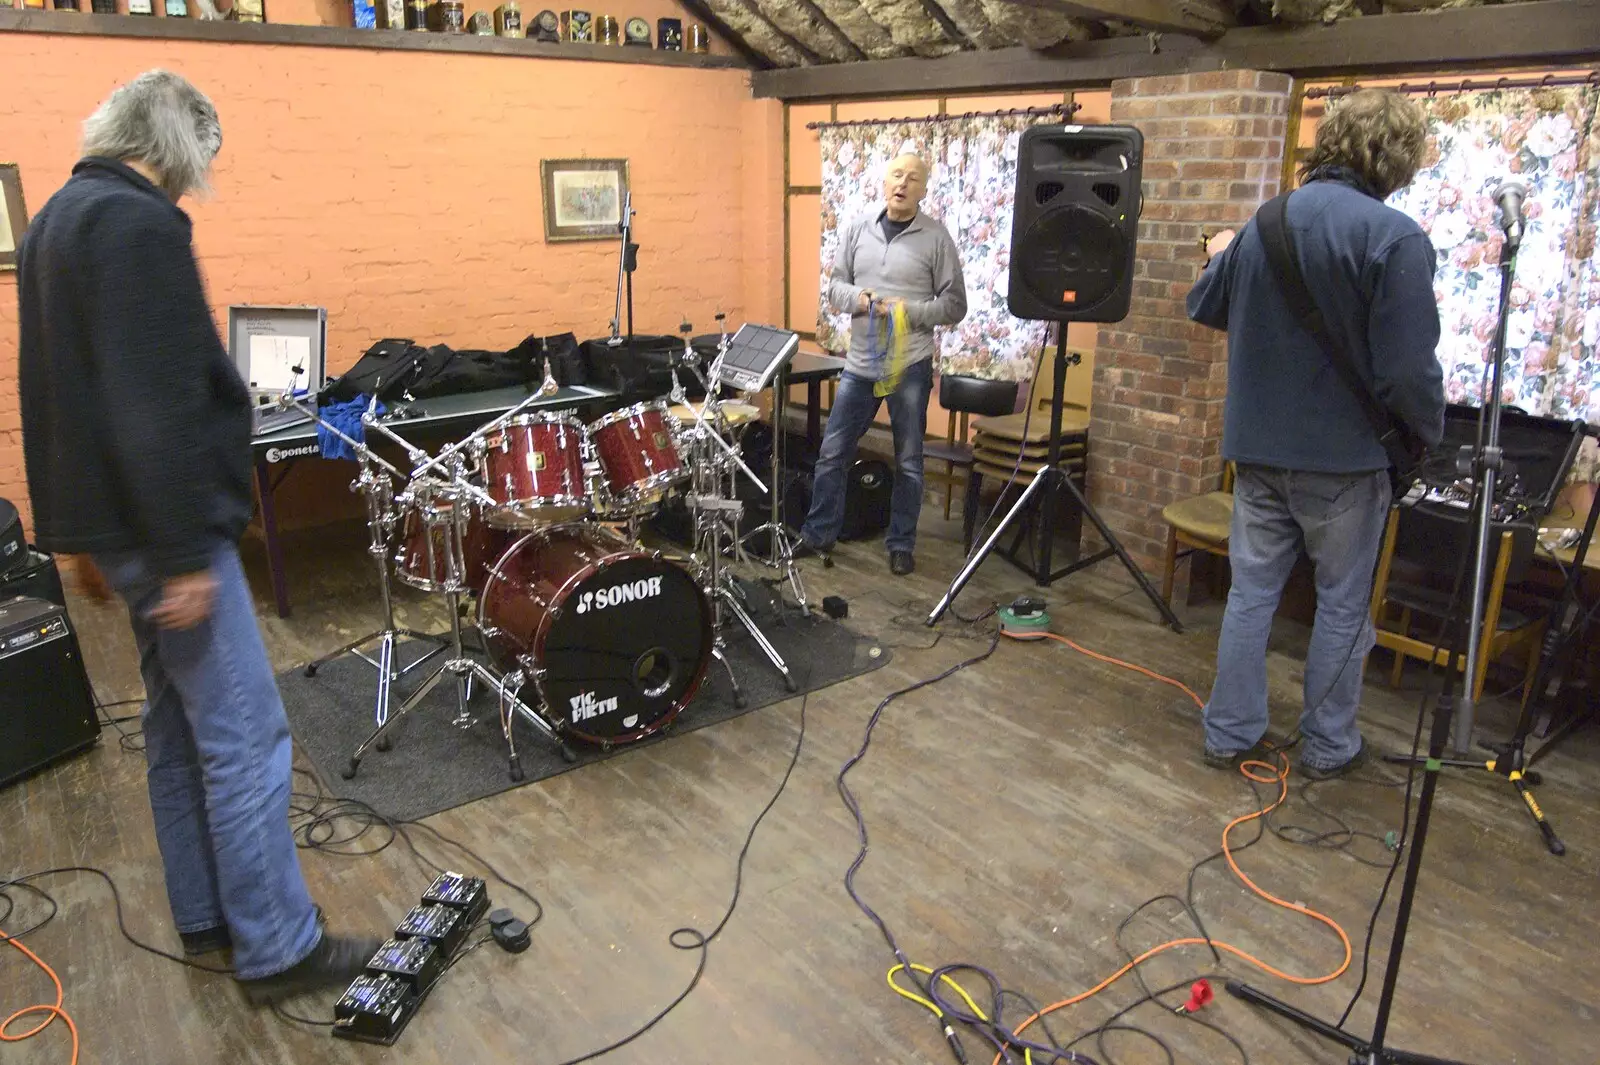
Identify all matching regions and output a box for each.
[1187,171,1446,474]
[18,158,252,577]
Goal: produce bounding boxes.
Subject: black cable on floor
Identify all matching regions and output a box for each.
[541,692,810,1065]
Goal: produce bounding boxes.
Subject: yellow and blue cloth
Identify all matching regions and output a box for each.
[866,299,912,398]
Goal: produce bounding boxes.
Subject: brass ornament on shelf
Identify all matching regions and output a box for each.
[594,13,618,44]
[687,21,707,53]
[493,0,521,35]
[560,9,592,40]
[467,9,492,32]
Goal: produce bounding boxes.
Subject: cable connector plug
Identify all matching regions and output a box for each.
[942,1024,968,1065]
[1174,978,1214,1014]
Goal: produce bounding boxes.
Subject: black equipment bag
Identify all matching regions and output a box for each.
[322,337,553,405]
[0,498,24,580]
[0,549,66,608]
[508,332,586,387]
[1255,192,1428,493]
[580,335,705,404]
[780,460,892,542]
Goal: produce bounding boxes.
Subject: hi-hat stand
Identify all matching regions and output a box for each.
[927,329,1184,632]
[290,392,447,741]
[674,334,798,694]
[1382,182,1568,857]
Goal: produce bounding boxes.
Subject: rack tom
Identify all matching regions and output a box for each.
[477,412,589,528]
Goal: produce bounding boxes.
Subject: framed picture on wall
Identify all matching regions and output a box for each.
[0,164,28,272]
[539,158,629,242]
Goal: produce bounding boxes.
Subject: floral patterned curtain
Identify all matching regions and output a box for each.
[1386,86,1600,477]
[816,113,1054,383]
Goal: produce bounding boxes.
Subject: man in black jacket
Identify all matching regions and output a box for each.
[18,70,380,1003]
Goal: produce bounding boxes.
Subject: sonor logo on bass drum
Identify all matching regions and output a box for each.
[575,575,664,614]
[570,690,620,722]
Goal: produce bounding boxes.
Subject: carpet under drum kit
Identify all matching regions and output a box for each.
[283,322,805,784]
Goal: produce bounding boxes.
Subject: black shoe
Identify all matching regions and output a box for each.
[238,932,385,1006]
[790,538,834,567]
[889,551,914,576]
[1203,735,1284,771]
[1299,737,1369,782]
[180,925,232,957]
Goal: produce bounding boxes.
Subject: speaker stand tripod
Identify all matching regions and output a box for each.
[927,330,1184,632]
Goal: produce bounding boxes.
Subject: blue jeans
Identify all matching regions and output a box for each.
[801,358,933,554]
[95,541,322,980]
[1203,466,1391,770]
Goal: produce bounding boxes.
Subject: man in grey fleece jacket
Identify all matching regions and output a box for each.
[798,154,968,576]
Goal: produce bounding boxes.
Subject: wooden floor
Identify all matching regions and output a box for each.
[6,512,1599,1065]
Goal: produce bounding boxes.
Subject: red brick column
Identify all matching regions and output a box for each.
[1087,71,1292,584]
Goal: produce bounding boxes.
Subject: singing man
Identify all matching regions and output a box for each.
[1186,89,1446,780]
[796,153,968,576]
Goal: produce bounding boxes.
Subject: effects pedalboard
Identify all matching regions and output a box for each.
[332,871,491,1046]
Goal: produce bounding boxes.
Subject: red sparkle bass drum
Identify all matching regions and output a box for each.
[476,525,712,746]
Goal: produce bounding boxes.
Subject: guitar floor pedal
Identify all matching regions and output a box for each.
[394,903,470,958]
[333,973,418,1045]
[365,936,446,993]
[423,871,490,929]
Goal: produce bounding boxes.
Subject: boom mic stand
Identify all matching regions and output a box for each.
[1383,184,1570,855]
[927,328,1184,632]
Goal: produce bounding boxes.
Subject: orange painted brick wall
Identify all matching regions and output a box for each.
[0,34,782,531]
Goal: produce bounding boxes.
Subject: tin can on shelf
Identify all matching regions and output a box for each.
[687,22,708,52]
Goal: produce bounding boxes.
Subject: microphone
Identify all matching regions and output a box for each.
[1493,181,1527,248]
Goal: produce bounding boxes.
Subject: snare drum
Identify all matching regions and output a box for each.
[394,495,509,594]
[478,412,589,528]
[588,401,687,509]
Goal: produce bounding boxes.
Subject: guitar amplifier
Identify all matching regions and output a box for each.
[0,596,100,789]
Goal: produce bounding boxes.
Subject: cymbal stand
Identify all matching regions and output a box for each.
[680,348,798,694]
[285,392,448,742]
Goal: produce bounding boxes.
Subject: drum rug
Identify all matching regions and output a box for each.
[278,608,892,822]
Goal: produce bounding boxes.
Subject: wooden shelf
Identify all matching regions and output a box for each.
[0,8,749,68]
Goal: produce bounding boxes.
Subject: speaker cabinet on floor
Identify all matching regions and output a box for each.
[1007,124,1143,323]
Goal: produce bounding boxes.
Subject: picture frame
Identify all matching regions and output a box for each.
[539,158,629,243]
[0,164,28,272]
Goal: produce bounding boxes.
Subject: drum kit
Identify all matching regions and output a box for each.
[290,324,806,783]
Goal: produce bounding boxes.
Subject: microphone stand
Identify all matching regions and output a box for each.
[607,192,638,348]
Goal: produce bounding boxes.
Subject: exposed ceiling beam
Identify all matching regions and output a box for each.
[791,0,871,60]
[677,0,776,68]
[752,0,1600,99]
[731,0,824,63]
[918,0,976,49]
[993,0,1232,37]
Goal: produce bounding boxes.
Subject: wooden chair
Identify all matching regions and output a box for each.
[1369,507,1545,706]
[923,409,974,520]
[1159,463,1235,606]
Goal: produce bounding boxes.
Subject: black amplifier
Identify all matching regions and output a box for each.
[0,596,100,789]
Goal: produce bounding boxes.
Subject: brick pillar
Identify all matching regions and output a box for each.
[1087,70,1292,586]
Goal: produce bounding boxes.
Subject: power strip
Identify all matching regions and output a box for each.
[332,871,492,1046]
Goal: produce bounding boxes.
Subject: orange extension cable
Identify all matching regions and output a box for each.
[992,630,1355,1065]
[2,928,79,1065]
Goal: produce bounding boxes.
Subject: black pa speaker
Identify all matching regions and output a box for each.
[1007,124,1143,323]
